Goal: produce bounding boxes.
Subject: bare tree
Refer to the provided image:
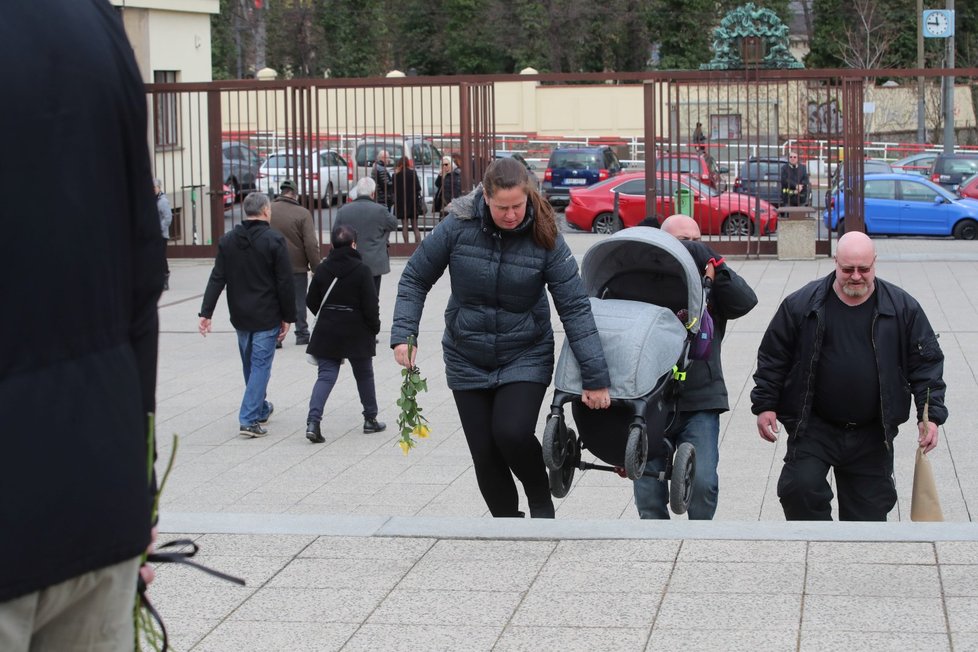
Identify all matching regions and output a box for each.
[837,0,896,69]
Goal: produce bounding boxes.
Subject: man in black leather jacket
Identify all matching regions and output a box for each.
[752,232,947,520]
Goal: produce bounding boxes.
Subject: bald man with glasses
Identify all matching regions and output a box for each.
[752,232,947,521]
[780,151,810,206]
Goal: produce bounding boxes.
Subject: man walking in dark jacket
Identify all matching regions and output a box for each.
[335,176,398,294]
[0,2,165,647]
[270,180,321,345]
[199,192,297,437]
[752,232,946,520]
[632,215,758,519]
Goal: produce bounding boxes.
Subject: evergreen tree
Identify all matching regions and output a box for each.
[649,0,713,69]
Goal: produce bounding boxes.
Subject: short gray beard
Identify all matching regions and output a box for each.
[841,282,869,298]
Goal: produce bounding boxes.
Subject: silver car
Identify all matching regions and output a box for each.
[256,149,352,205]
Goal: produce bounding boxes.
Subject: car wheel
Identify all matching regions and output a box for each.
[837,219,846,236]
[953,219,977,240]
[324,183,335,206]
[592,213,622,234]
[721,213,753,236]
[227,178,240,200]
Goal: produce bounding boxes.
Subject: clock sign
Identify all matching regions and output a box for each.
[922,10,954,38]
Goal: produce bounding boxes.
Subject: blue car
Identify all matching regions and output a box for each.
[824,173,978,240]
[542,146,624,207]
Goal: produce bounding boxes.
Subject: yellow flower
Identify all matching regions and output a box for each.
[395,336,430,456]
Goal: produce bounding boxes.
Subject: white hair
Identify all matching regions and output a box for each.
[354,176,376,198]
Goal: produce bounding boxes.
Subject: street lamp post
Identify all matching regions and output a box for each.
[943,0,955,154]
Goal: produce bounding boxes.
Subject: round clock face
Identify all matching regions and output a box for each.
[925,12,949,36]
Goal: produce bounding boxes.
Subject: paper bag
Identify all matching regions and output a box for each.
[910,447,943,522]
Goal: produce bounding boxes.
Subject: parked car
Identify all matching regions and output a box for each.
[732,156,811,207]
[957,173,978,200]
[564,171,779,236]
[892,152,937,176]
[255,149,353,205]
[823,172,978,239]
[824,158,893,207]
[542,146,624,207]
[353,137,443,209]
[929,153,978,192]
[657,151,728,191]
[222,141,263,199]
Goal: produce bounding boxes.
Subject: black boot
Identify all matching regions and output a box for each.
[528,496,556,519]
[305,421,324,444]
[363,417,386,433]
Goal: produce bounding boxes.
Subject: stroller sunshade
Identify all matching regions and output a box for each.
[555,298,687,399]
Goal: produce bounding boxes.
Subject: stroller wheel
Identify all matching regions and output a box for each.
[548,464,575,498]
[624,425,648,481]
[669,442,697,515]
[542,416,565,471]
[548,428,578,498]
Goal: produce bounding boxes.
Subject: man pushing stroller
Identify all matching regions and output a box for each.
[632,215,757,519]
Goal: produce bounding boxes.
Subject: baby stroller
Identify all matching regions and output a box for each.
[543,227,708,515]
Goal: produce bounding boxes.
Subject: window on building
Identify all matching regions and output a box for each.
[153,70,179,149]
[709,114,742,140]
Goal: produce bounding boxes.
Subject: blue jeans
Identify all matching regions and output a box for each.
[307,357,378,423]
[236,327,279,426]
[633,410,720,519]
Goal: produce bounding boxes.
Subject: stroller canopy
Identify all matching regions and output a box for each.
[579,227,704,332]
[555,298,688,399]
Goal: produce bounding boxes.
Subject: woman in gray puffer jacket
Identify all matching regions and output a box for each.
[392,157,611,518]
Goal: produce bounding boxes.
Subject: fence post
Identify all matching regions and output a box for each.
[207,89,224,245]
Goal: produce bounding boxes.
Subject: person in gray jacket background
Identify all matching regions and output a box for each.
[392,157,611,519]
[336,176,398,294]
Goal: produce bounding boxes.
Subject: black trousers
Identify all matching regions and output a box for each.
[293,272,309,338]
[778,414,896,521]
[453,382,553,518]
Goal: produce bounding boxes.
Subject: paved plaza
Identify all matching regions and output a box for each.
[152,233,978,651]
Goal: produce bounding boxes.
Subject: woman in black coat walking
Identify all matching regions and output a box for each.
[392,155,423,244]
[304,224,386,442]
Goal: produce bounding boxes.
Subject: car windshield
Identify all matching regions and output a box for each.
[356,143,405,166]
[265,153,306,169]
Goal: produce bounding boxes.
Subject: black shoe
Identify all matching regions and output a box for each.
[528,498,556,519]
[305,421,324,443]
[363,417,386,433]
[239,423,268,438]
[275,341,283,350]
[296,335,310,346]
[258,402,274,424]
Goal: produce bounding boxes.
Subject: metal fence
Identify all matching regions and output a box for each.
[147,68,977,258]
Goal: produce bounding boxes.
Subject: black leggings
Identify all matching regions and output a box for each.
[453,382,551,517]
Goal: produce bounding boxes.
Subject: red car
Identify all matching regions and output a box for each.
[958,173,978,200]
[564,172,779,236]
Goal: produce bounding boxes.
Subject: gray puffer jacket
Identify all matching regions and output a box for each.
[392,189,610,391]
